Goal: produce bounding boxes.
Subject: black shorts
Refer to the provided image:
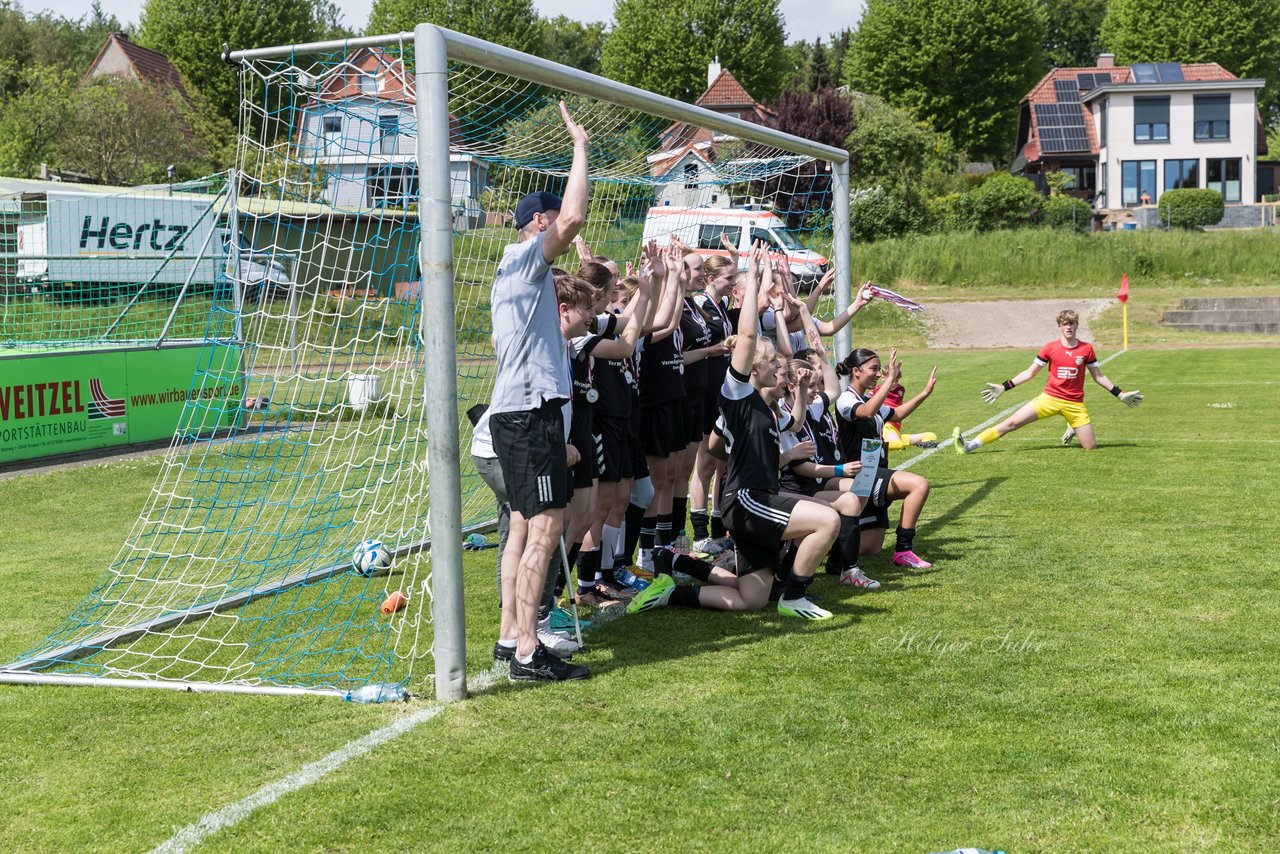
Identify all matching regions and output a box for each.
[721,488,802,576]
[491,402,571,518]
[597,416,635,482]
[568,415,598,489]
[641,403,687,457]
[682,391,707,444]
[858,467,895,530]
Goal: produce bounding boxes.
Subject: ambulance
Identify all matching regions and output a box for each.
[640,204,829,287]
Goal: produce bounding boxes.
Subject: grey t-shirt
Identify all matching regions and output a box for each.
[487,233,571,414]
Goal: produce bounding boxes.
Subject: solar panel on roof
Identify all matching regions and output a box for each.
[1132,63,1159,83]
[1156,62,1184,82]
[1054,78,1081,102]
[1034,103,1086,128]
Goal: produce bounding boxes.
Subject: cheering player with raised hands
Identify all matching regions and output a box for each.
[954,309,1143,453]
[627,242,840,621]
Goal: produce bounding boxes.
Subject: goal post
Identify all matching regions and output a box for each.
[0,25,849,704]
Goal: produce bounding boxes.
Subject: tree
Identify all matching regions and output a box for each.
[538,16,606,75]
[844,94,958,193]
[602,0,788,102]
[366,0,542,55]
[137,0,329,123]
[761,87,853,227]
[0,66,76,177]
[1100,0,1280,122]
[1041,0,1107,68]
[845,0,1046,162]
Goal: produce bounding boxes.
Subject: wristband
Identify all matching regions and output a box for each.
[1001,379,1015,391]
[834,464,845,477]
[1110,385,1123,397]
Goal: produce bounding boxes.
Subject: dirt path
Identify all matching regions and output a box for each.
[921,298,1113,349]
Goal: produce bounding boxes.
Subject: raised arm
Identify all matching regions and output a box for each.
[892,366,938,421]
[814,283,873,337]
[730,242,765,376]
[805,268,834,314]
[854,349,899,419]
[648,243,685,341]
[772,291,794,358]
[592,255,654,359]
[980,358,1045,404]
[541,102,589,263]
[1087,363,1144,407]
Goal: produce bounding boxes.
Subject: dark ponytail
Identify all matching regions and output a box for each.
[835,348,878,377]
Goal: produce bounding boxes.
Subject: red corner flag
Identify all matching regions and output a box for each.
[1118,274,1129,303]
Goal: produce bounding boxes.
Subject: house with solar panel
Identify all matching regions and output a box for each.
[1014,55,1267,215]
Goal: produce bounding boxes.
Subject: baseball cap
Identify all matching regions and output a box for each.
[514,191,563,229]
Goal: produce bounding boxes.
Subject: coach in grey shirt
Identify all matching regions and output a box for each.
[487,101,591,682]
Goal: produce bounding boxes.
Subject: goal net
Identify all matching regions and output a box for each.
[0,28,847,700]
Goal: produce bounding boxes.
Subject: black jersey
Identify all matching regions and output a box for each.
[835,384,896,467]
[568,333,605,435]
[806,393,842,465]
[639,327,685,407]
[679,297,714,392]
[777,398,817,496]
[693,291,731,388]
[719,367,782,494]
[595,351,638,420]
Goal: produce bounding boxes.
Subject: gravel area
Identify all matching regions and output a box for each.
[921,298,1114,349]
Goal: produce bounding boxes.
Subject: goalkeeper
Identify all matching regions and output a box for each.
[954,309,1142,453]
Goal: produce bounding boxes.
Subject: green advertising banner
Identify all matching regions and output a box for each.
[0,342,243,464]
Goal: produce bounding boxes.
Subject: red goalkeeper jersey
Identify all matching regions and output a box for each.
[1035,339,1097,402]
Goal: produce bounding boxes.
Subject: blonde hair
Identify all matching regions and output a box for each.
[703,255,736,280]
[1057,309,1080,326]
[556,275,598,310]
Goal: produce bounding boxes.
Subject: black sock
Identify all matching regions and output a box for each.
[600,563,617,584]
[652,546,673,576]
[768,577,785,602]
[623,503,646,563]
[690,509,710,540]
[577,548,602,589]
[671,553,712,582]
[838,515,862,569]
[656,517,674,548]
[566,541,582,571]
[824,547,845,576]
[710,510,726,539]
[670,585,702,608]
[895,525,916,553]
[671,496,687,540]
[778,542,797,578]
[782,571,813,601]
[640,516,657,552]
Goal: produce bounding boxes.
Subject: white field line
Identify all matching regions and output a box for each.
[151,666,506,854]
[154,353,1137,851]
[896,349,1128,470]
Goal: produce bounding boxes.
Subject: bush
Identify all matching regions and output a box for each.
[926,191,977,232]
[1040,194,1093,232]
[965,173,1042,231]
[849,185,925,242]
[1157,188,1225,228]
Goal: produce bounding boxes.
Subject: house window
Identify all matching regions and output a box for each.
[683,163,698,190]
[359,73,376,96]
[1134,97,1169,143]
[1194,95,1230,140]
[1122,160,1156,205]
[378,114,399,155]
[1206,158,1241,202]
[1059,166,1095,193]
[321,115,342,154]
[367,165,418,207]
[697,224,741,251]
[1164,159,1199,191]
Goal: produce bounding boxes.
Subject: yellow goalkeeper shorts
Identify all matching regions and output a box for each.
[1030,393,1091,429]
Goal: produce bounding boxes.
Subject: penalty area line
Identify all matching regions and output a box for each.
[895,349,1128,471]
[151,666,506,854]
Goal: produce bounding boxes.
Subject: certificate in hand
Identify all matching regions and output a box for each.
[849,439,882,497]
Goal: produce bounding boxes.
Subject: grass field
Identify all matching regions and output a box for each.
[2,344,1278,851]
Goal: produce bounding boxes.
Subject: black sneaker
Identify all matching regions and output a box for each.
[509,644,591,682]
[493,642,516,663]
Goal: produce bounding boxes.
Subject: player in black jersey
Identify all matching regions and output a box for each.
[628,245,839,620]
[688,251,737,553]
[835,348,937,570]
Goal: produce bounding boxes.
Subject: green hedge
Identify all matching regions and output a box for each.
[1040,194,1093,232]
[1157,188,1225,228]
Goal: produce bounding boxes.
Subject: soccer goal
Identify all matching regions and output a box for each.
[0,25,849,702]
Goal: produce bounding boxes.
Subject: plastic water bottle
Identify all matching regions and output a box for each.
[344,683,407,704]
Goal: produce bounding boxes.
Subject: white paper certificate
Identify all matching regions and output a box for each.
[849,438,882,497]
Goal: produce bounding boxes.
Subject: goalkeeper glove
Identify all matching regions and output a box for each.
[1119,390,1144,408]
[980,382,1006,404]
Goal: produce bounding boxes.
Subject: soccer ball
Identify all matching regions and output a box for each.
[352,539,393,577]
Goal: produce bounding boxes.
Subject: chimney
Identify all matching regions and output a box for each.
[1097,53,1115,69]
[708,57,721,89]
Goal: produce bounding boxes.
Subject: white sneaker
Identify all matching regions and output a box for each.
[692,536,724,556]
[840,567,881,590]
[1062,426,1076,446]
[537,628,580,658]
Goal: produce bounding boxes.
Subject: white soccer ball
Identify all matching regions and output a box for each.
[352,539,393,577]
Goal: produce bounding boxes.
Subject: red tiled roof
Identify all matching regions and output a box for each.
[697,69,754,108]
[85,32,192,104]
[1018,62,1243,165]
[657,68,774,154]
[316,48,416,104]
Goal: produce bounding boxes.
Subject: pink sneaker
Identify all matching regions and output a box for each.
[891,550,932,569]
[840,567,881,590]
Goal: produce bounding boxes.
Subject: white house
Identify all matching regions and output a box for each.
[1013,56,1267,209]
[298,48,485,225]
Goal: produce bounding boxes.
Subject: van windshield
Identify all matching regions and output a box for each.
[770,228,805,250]
[750,226,804,252]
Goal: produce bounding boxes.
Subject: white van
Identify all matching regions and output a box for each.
[640,205,829,287]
